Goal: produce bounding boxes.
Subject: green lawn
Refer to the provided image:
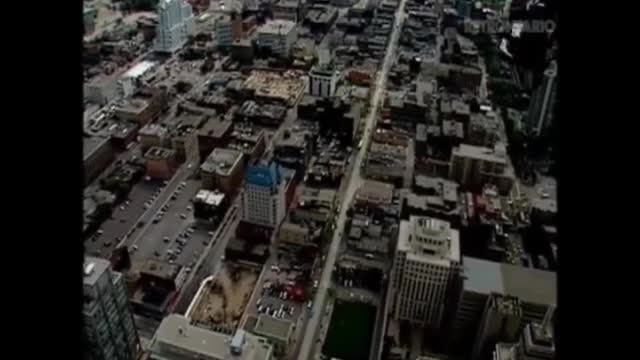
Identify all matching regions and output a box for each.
[322,300,377,360]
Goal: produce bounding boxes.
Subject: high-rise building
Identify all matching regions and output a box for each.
[526,61,557,137]
[83,257,140,360]
[393,216,461,329]
[470,294,523,360]
[256,19,298,58]
[492,308,556,360]
[449,256,557,359]
[308,64,340,98]
[215,14,234,49]
[241,161,287,228]
[154,0,195,53]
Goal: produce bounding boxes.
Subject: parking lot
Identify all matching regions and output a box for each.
[242,248,320,359]
[129,178,218,268]
[85,178,160,258]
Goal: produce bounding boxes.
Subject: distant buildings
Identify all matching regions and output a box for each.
[393,216,461,329]
[273,0,306,23]
[526,61,557,137]
[241,162,287,228]
[449,143,515,195]
[149,314,274,360]
[154,0,195,53]
[257,19,298,58]
[83,257,140,360]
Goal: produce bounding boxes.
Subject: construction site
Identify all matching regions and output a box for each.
[188,263,261,332]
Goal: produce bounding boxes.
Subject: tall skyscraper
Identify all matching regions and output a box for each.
[154,0,195,53]
[492,307,556,360]
[470,294,523,360]
[241,161,287,228]
[83,257,140,360]
[392,216,461,329]
[526,61,557,137]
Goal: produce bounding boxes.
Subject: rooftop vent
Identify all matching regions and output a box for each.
[84,262,96,276]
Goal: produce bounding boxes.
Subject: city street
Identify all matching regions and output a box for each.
[296,0,409,358]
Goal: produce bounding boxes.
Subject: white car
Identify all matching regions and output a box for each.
[180,213,187,219]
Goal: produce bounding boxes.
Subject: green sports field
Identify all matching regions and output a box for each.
[322,300,377,360]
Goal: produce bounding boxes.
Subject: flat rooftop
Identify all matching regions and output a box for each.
[140,259,180,281]
[115,98,150,114]
[83,256,111,287]
[357,180,394,205]
[201,148,243,176]
[253,314,294,342]
[462,256,557,306]
[198,117,233,138]
[257,19,296,35]
[144,146,175,160]
[452,143,508,164]
[140,123,169,137]
[150,314,273,360]
[243,70,306,105]
[397,216,461,266]
[194,189,225,206]
[123,60,156,79]
[83,136,110,162]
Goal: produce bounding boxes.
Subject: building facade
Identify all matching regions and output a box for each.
[215,14,234,49]
[449,143,515,195]
[144,146,177,180]
[526,61,557,137]
[83,257,140,360]
[241,162,287,228]
[154,0,195,53]
[257,20,298,58]
[393,216,461,329]
[308,64,339,98]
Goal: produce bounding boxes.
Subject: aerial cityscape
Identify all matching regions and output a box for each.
[82,1,558,360]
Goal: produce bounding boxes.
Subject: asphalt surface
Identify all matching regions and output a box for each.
[85,178,160,257]
[296,0,409,358]
[128,178,207,266]
[172,201,240,314]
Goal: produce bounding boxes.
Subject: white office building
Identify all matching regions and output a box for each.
[308,64,339,98]
[256,19,298,58]
[154,0,195,53]
[241,162,287,228]
[393,216,461,329]
[84,257,140,360]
